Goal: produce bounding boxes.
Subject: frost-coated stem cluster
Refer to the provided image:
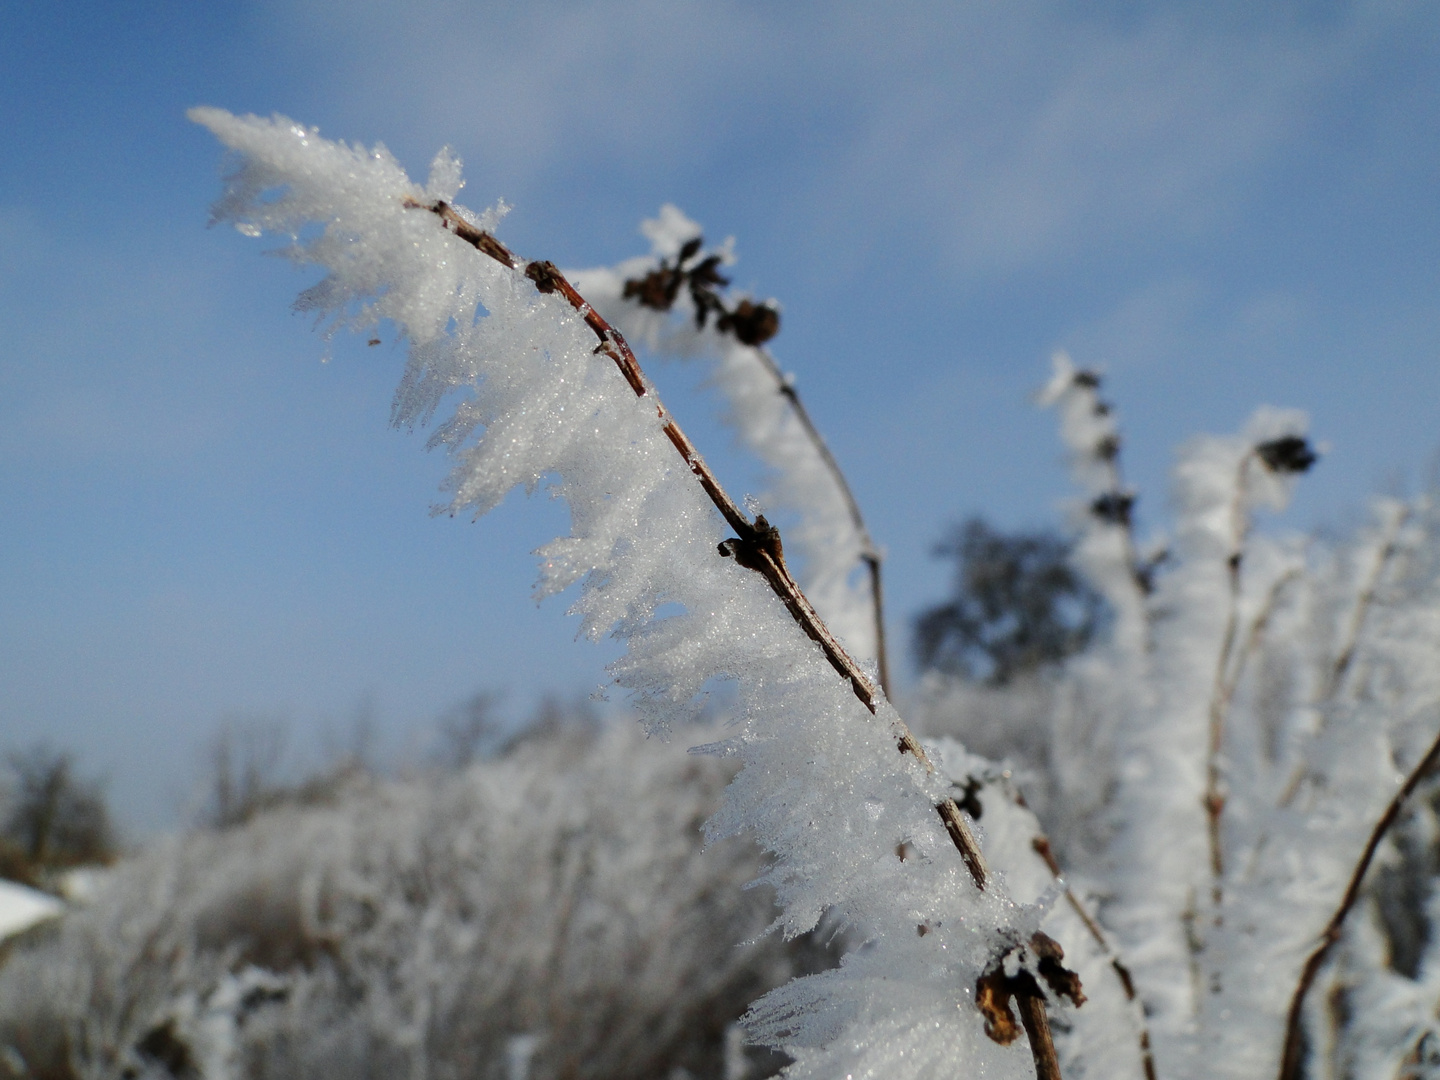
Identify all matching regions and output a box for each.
[922,358,1440,1079]
[568,209,888,688]
[191,110,1082,1079]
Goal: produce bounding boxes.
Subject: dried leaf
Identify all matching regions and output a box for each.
[976,969,1023,1045]
[1032,932,1086,1008]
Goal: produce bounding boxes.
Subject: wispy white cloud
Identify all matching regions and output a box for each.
[795,5,1403,276]
[257,1,1423,278]
[1059,276,1211,371]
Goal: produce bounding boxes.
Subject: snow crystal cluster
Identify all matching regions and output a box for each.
[181,110,1067,1080]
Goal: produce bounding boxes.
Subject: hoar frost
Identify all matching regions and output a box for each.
[179,109,1440,1080]
[189,109,1066,1080]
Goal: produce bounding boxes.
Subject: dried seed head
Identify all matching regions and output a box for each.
[718,299,781,346]
[1091,492,1135,527]
[1256,435,1318,474]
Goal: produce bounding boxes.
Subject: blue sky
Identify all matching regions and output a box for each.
[3,1,1437,833]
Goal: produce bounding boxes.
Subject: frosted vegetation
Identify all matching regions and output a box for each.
[0,723,831,1079]
[3,111,1439,1080]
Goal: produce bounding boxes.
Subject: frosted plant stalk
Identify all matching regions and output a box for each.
[1031,366,1440,1078]
[191,109,1079,1079]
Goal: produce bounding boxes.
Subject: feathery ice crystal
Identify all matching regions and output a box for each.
[189,109,1079,1080]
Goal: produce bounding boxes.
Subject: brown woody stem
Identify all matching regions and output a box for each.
[1031,835,1157,1080]
[1278,725,1440,1080]
[1017,993,1062,1080]
[401,198,991,888]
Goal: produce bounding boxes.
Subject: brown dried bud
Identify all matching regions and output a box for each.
[976,968,1025,1046]
[1256,435,1318,474]
[623,267,684,311]
[677,236,704,264]
[1032,931,1086,1008]
[976,933,1086,1046]
[525,260,562,294]
[717,299,780,346]
[687,254,729,289]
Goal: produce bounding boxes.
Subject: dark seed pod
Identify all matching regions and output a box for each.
[718,300,781,346]
[1091,492,1135,527]
[1255,436,1318,474]
[677,236,704,264]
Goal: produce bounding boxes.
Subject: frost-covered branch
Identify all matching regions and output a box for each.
[192,109,1080,1078]
[1324,501,1411,702]
[1038,354,1153,650]
[1204,444,1316,903]
[396,195,986,883]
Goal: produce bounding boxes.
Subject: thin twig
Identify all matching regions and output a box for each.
[1031,833,1159,1080]
[1228,568,1302,712]
[1278,504,1411,811]
[1017,993,1062,1080]
[399,196,1066,1063]
[1205,453,1256,906]
[1211,564,1302,813]
[1326,503,1410,702]
[401,198,992,878]
[1278,725,1440,1080]
[746,346,893,696]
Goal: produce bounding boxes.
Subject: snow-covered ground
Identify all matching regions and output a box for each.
[0,879,62,941]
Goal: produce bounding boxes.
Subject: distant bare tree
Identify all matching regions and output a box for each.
[434,690,505,767]
[206,718,289,829]
[2,744,114,877]
[914,518,1107,684]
